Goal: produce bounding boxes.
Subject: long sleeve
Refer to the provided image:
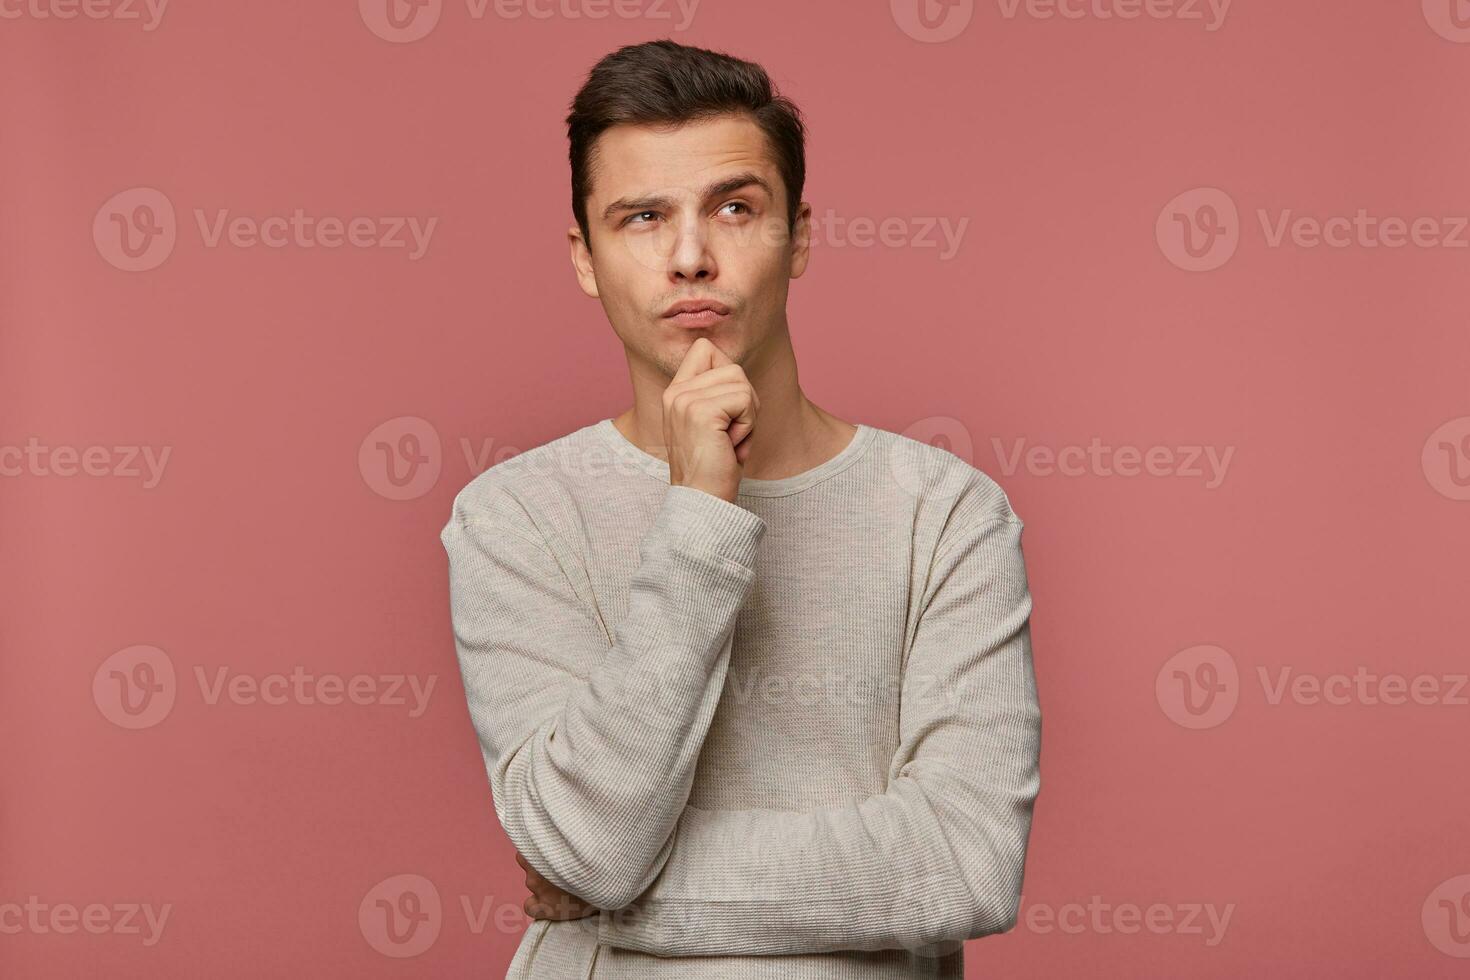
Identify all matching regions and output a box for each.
[595,515,1041,957]
[441,482,767,911]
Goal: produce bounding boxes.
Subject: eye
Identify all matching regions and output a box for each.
[625,210,659,226]
[718,202,751,217]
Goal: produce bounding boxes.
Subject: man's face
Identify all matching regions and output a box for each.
[569,113,810,379]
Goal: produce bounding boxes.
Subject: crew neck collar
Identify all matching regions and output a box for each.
[593,417,874,497]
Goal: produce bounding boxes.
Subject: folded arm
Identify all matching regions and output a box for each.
[441,482,766,910]
[595,516,1042,956]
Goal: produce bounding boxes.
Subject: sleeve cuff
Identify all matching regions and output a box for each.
[656,485,767,569]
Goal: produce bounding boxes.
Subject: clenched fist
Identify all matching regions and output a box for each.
[662,337,760,503]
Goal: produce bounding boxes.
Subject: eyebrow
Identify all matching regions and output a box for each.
[600,172,775,222]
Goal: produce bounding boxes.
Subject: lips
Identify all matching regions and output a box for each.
[662,299,732,318]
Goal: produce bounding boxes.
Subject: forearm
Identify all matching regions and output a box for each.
[448,485,765,910]
[597,516,1041,956]
[596,756,1037,956]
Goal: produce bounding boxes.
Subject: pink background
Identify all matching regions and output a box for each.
[4,0,1469,976]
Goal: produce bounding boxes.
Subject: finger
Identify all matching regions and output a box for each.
[703,339,734,367]
[527,885,594,921]
[540,890,591,920]
[670,337,717,384]
[667,363,747,393]
[662,368,751,440]
[668,382,757,432]
[670,337,732,384]
[516,857,545,889]
[673,383,758,448]
[668,381,756,414]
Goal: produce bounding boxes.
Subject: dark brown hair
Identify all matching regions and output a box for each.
[565,39,807,249]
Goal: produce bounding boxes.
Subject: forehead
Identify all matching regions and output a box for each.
[588,113,779,202]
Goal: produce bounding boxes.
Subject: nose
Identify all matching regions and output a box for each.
[667,213,716,284]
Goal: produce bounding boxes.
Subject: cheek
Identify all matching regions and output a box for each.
[591,254,646,310]
[720,229,786,279]
[739,248,792,302]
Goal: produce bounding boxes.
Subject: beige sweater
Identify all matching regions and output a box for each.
[440,417,1041,978]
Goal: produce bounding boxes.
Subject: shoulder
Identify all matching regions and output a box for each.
[865,422,1023,531]
[440,421,602,542]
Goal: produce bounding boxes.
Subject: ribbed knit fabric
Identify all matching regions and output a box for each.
[439,417,1042,979]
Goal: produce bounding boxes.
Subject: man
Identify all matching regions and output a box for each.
[440,38,1042,979]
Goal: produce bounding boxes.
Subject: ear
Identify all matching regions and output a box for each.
[787,201,813,280]
[568,224,600,298]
